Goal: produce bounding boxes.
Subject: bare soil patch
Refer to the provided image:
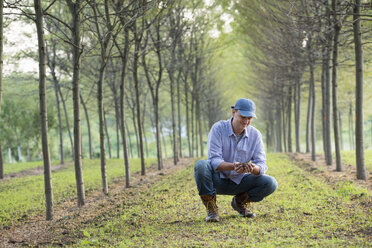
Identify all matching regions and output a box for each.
[291,152,372,193]
[4,163,72,180]
[0,157,195,247]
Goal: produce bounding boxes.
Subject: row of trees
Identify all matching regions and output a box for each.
[0,0,227,220]
[232,0,371,180]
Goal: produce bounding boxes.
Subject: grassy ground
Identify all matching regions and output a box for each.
[0,158,156,228]
[73,154,372,247]
[2,160,60,175]
[341,149,372,172]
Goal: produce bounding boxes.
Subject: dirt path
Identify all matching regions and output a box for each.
[3,163,72,180]
[0,158,195,247]
[291,152,372,193]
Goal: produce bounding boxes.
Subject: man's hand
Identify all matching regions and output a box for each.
[234,162,259,175]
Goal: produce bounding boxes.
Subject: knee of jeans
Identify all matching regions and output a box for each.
[267,177,278,194]
[194,160,209,175]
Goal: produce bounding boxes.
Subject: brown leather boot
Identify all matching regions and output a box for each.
[200,195,219,222]
[231,192,255,218]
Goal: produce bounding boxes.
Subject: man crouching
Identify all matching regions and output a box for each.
[194,98,278,222]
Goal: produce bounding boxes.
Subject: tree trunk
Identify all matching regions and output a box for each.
[0,0,3,179]
[349,103,354,150]
[177,71,182,158]
[184,83,191,157]
[104,110,112,159]
[196,98,204,157]
[281,96,287,152]
[331,1,342,171]
[114,96,120,158]
[53,82,64,164]
[339,111,344,150]
[119,30,130,187]
[353,0,366,180]
[67,0,85,206]
[324,2,333,166]
[287,86,292,153]
[169,72,178,164]
[34,0,54,220]
[295,76,301,153]
[276,100,282,152]
[58,87,74,160]
[306,76,312,154]
[80,94,92,159]
[310,59,316,161]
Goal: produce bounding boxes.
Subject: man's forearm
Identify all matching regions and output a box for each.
[216,161,235,171]
[217,161,261,175]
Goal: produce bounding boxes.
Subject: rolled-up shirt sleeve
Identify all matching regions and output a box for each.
[251,133,267,175]
[207,124,224,171]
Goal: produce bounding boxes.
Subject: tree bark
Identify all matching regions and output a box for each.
[332,0,342,171]
[80,94,92,159]
[310,58,316,161]
[287,85,292,153]
[324,2,333,166]
[34,0,54,220]
[353,0,366,180]
[119,29,131,187]
[0,0,3,179]
[67,0,85,206]
[104,110,112,159]
[58,87,74,160]
[295,76,301,153]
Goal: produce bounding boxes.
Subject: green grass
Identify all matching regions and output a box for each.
[341,149,372,172]
[74,154,372,247]
[0,157,156,228]
[3,160,61,175]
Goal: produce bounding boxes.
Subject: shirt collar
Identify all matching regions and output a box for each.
[229,118,249,138]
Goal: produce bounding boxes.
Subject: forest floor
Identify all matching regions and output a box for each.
[1,154,371,247]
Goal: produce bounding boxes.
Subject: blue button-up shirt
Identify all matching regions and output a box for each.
[207,118,267,184]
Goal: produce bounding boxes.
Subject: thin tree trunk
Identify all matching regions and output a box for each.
[104,110,112,159]
[0,145,2,179]
[80,94,92,159]
[287,86,292,153]
[339,111,343,150]
[353,0,366,180]
[196,98,203,157]
[325,3,333,166]
[119,30,130,187]
[349,103,354,150]
[34,0,53,220]
[282,96,287,152]
[310,60,316,161]
[191,96,195,157]
[276,100,282,152]
[54,82,64,164]
[0,0,3,179]
[331,1,342,171]
[184,84,192,157]
[114,96,120,158]
[58,87,74,160]
[177,71,182,158]
[306,77,312,154]
[67,0,85,206]
[295,76,301,153]
[169,72,178,164]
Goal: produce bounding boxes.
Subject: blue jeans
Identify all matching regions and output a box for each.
[194,160,278,202]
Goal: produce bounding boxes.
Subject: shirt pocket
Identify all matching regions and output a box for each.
[234,148,253,163]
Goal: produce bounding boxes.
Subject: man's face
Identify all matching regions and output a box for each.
[232,109,252,132]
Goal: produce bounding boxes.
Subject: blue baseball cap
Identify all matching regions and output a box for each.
[231,98,257,118]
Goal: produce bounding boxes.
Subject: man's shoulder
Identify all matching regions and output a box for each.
[212,119,230,130]
[246,125,262,137]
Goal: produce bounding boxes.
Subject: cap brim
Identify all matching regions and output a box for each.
[239,110,257,118]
